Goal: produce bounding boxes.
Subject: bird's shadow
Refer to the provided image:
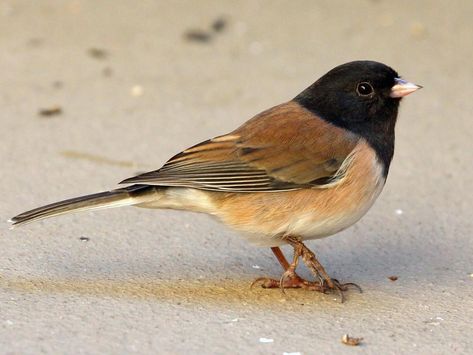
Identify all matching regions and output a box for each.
[1,226,455,309]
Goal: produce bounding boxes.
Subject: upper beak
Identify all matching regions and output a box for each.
[390,78,423,98]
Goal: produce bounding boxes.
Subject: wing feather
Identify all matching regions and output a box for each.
[120,102,359,192]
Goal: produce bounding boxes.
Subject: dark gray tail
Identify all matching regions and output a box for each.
[9,185,156,228]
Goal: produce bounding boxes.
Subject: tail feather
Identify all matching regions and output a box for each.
[9,184,157,228]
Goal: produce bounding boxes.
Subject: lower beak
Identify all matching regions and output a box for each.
[390,78,422,98]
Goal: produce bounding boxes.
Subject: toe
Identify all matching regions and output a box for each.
[250,277,280,289]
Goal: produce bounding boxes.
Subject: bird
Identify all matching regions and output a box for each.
[10,60,421,301]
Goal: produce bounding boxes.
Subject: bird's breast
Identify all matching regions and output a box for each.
[286,140,386,241]
[210,139,386,246]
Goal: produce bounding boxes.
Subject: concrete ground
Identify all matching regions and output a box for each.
[1,1,472,354]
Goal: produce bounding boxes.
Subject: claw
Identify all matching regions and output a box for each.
[279,273,288,295]
[336,287,345,303]
[250,277,277,289]
[328,279,363,302]
[331,279,363,293]
[278,267,300,295]
[341,282,363,293]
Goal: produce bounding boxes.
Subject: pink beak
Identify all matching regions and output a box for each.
[390,78,422,98]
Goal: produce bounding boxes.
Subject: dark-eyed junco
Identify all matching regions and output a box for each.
[10,61,421,301]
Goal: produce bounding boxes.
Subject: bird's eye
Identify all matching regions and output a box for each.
[356,82,374,96]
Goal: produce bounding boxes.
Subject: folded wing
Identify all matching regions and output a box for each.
[120,102,359,192]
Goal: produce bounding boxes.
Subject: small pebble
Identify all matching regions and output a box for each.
[395,209,403,215]
[27,37,43,47]
[259,338,274,343]
[131,85,144,97]
[212,17,227,32]
[88,47,109,59]
[424,317,444,326]
[38,105,62,117]
[52,81,63,89]
[252,265,261,269]
[184,30,212,43]
[388,275,398,281]
[341,334,363,346]
[79,236,90,242]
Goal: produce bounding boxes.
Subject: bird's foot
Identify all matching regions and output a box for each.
[284,236,363,302]
[250,272,325,292]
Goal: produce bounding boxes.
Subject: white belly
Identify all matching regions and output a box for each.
[287,178,385,241]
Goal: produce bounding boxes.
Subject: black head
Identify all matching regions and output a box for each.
[294,60,419,176]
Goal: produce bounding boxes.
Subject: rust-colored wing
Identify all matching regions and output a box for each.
[120,101,359,192]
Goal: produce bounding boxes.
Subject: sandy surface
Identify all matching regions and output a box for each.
[1,1,472,354]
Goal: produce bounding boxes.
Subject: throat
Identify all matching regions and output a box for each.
[365,133,395,177]
[358,118,396,177]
